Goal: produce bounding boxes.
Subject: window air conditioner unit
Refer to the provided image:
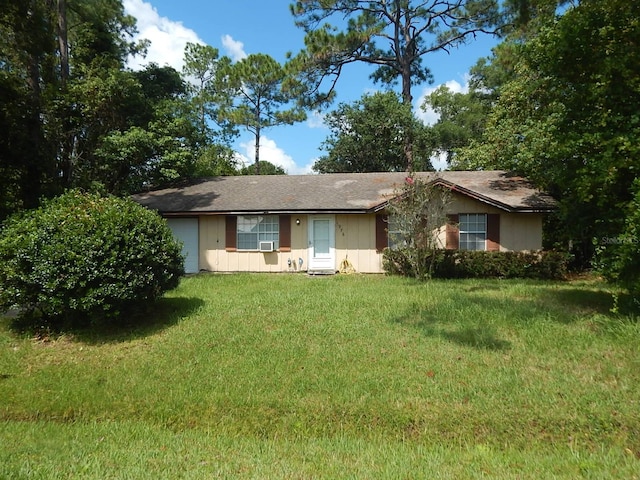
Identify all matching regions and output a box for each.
[258,241,274,252]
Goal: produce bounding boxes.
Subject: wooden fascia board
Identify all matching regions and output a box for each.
[160,209,378,216]
[430,179,516,212]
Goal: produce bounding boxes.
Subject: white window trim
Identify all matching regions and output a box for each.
[459,213,487,251]
[236,215,280,251]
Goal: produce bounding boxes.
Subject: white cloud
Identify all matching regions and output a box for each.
[430,151,449,172]
[233,151,251,169]
[414,78,469,126]
[221,34,247,62]
[306,110,326,129]
[123,0,203,71]
[239,135,314,175]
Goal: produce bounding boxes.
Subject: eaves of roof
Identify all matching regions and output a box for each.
[132,171,557,215]
[431,179,556,213]
[161,208,379,216]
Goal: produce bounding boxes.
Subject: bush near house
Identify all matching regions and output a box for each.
[0,190,184,330]
[384,249,570,280]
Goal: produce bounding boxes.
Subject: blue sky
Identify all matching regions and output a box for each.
[123,0,499,173]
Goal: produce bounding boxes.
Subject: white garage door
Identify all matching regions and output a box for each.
[166,218,199,274]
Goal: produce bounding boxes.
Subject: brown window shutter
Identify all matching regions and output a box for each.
[487,213,500,251]
[225,215,237,251]
[279,215,291,252]
[446,214,459,250]
[375,214,388,252]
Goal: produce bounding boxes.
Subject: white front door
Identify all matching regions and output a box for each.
[308,215,335,272]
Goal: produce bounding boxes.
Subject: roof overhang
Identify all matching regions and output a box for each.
[134,171,557,216]
[370,179,555,214]
[431,179,555,213]
[160,208,379,217]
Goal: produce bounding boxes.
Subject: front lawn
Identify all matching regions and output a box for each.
[1,274,638,478]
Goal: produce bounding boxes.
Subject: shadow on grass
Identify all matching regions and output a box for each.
[457,280,619,320]
[6,296,204,345]
[545,287,616,317]
[393,305,512,352]
[441,326,512,351]
[74,296,205,345]
[391,280,631,350]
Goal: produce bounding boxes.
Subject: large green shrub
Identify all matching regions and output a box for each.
[0,190,184,328]
[384,249,569,280]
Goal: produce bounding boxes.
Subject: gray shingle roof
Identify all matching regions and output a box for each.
[132,171,556,215]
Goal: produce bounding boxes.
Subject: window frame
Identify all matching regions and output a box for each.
[386,215,407,251]
[459,213,487,251]
[236,215,280,251]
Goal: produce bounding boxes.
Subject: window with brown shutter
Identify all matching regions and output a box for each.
[375,214,388,252]
[225,215,237,251]
[487,214,500,251]
[279,215,291,252]
[446,214,459,250]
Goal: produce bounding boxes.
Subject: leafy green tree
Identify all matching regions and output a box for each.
[193,145,239,177]
[181,42,240,177]
[182,42,237,142]
[502,0,575,38]
[1,1,227,212]
[221,54,306,175]
[594,179,640,311]
[240,161,286,176]
[0,190,184,330]
[314,91,434,173]
[383,175,451,279]
[456,0,640,264]
[51,0,145,187]
[420,0,573,168]
[421,85,490,165]
[289,0,502,170]
[67,64,205,194]
[0,0,148,214]
[0,0,58,212]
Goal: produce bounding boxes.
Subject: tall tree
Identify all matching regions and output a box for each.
[419,0,574,168]
[421,84,490,164]
[314,91,433,173]
[221,54,306,175]
[289,0,502,170]
[182,42,239,176]
[0,0,57,212]
[182,42,235,140]
[88,64,204,193]
[54,0,144,186]
[0,0,147,215]
[0,0,227,211]
[456,0,640,264]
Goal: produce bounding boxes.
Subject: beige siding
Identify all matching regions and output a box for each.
[197,214,384,274]
[335,214,383,274]
[199,216,309,273]
[435,192,544,251]
[498,214,542,251]
[195,196,544,273]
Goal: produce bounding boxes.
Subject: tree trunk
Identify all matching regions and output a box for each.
[401,61,414,173]
[57,0,74,186]
[254,123,261,175]
[254,102,261,175]
[22,1,46,209]
[58,0,69,86]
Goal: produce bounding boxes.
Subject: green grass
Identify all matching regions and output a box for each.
[1,274,639,478]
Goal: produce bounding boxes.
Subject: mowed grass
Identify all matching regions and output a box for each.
[1,274,639,479]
